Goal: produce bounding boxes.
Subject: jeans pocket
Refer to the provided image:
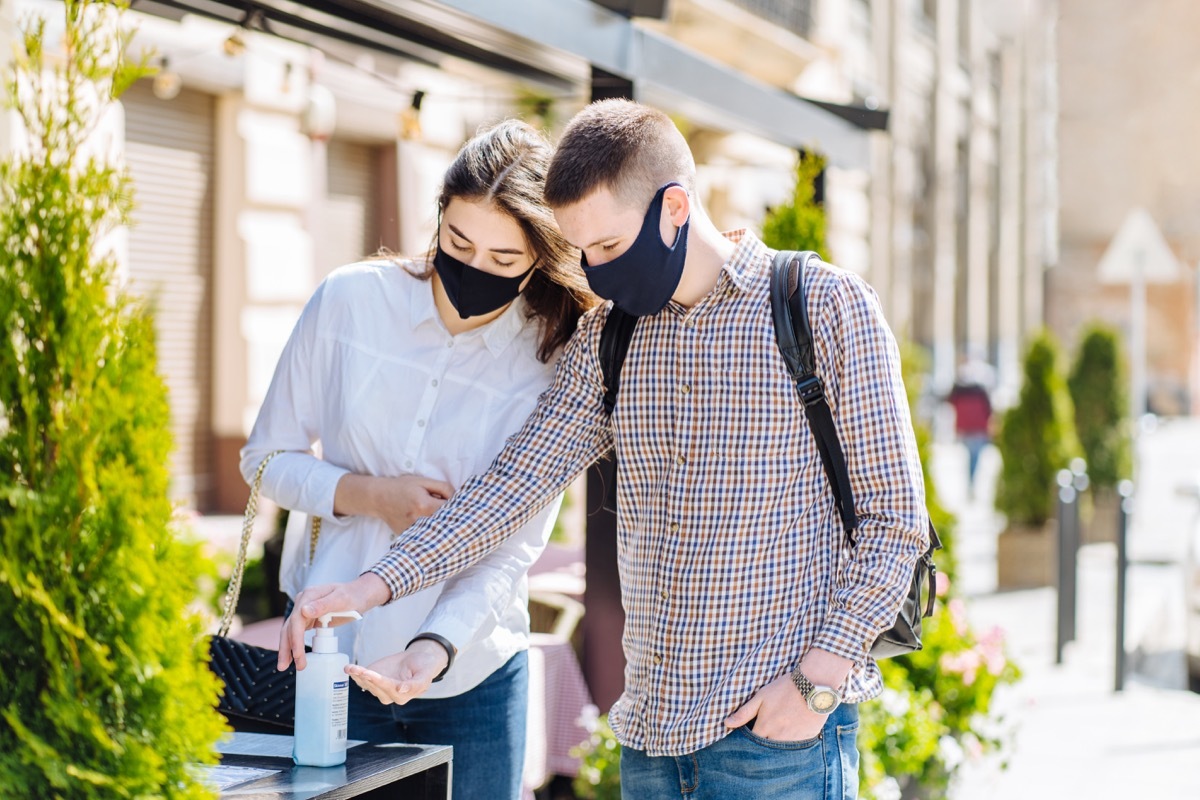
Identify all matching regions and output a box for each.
[738,724,823,751]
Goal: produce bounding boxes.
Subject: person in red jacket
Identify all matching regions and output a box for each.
[947,360,994,498]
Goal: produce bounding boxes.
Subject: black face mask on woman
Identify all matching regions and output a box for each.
[433,244,535,320]
[581,182,690,317]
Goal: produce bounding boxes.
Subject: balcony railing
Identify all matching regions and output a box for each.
[726,0,815,40]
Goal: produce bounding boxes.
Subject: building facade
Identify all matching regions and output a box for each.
[1054,0,1198,416]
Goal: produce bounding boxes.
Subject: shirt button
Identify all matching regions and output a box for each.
[431,379,439,387]
[446,340,454,348]
[653,654,663,666]
[660,590,669,600]
[675,455,686,466]
[669,522,680,534]
[404,460,414,469]
[679,383,691,395]
[417,420,426,427]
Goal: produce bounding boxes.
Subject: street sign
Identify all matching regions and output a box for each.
[1097,208,1181,285]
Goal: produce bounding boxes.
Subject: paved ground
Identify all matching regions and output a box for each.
[939,416,1200,799]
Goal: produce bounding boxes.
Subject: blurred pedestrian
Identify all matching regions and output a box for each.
[947,355,995,498]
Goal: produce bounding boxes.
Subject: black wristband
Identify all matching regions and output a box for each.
[406,633,458,682]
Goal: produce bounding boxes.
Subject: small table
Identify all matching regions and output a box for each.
[214,733,451,799]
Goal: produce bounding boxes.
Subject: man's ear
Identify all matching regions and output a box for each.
[662,184,691,227]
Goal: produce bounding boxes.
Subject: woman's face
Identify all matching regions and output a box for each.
[439,197,536,280]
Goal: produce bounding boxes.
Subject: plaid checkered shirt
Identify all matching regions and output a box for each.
[371,230,930,756]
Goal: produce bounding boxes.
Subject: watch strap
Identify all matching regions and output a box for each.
[407,632,457,682]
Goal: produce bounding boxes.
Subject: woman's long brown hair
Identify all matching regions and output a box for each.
[402,119,597,363]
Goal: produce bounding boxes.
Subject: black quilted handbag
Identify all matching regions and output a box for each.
[208,451,320,732]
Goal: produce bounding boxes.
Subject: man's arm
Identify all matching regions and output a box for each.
[279,309,614,669]
[808,270,930,665]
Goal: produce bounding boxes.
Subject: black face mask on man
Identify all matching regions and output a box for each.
[581,182,689,317]
[433,244,534,320]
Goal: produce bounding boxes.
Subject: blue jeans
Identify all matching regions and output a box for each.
[348,649,528,800]
[620,703,860,799]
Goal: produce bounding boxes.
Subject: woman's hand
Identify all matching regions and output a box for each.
[334,473,455,536]
[345,640,450,705]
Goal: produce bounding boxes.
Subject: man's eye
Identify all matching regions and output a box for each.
[601,242,620,252]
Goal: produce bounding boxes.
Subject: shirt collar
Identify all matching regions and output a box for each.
[719,229,769,293]
[407,261,530,358]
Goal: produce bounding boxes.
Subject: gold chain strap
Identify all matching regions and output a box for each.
[216,450,323,637]
[218,450,280,637]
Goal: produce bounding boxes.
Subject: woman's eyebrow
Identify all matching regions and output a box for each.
[448,223,525,255]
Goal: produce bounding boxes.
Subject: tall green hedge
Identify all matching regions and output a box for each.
[0,2,225,796]
[994,331,1081,526]
[1068,324,1131,491]
[761,151,826,255]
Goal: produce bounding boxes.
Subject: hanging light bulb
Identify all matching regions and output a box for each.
[302,83,337,141]
[223,30,246,57]
[399,90,425,141]
[153,57,182,100]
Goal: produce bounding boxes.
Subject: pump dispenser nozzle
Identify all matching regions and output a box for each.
[311,610,362,654]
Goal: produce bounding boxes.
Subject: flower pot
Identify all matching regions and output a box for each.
[997,520,1056,589]
[1082,488,1120,545]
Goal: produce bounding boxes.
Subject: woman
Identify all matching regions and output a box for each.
[240,119,595,799]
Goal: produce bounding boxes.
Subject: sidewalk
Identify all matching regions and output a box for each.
[937,418,1200,799]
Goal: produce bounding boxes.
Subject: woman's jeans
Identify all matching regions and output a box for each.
[620,702,860,799]
[348,649,528,800]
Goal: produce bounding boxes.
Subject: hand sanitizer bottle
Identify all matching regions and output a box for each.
[293,610,362,767]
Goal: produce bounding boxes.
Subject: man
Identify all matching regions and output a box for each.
[280,100,929,799]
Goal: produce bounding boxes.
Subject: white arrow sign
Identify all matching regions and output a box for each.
[1097,208,1181,285]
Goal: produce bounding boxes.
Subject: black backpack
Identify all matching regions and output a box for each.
[596,250,941,658]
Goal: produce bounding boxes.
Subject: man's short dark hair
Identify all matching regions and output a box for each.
[544,99,696,210]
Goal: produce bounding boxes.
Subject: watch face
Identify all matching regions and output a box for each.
[809,688,839,714]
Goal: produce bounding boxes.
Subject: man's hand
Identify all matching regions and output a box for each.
[278,573,392,671]
[345,640,449,706]
[334,474,454,536]
[724,648,854,741]
[723,674,826,742]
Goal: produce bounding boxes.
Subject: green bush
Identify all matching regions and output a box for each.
[994,331,1081,526]
[1067,324,1131,491]
[0,2,226,796]
[761,151,827,255]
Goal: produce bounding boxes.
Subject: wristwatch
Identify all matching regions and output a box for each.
[791,665,842,715]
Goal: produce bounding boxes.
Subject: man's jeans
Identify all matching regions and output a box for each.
[620,703,860,799]
[347,650,529,800]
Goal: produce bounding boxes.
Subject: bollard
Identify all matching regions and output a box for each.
[1055,469,1078,665]
[1114,479,1134,692]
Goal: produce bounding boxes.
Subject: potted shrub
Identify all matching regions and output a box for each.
[1068,324,1131,543]
[0,3,226,795]
[994,331,1081,588]
[761,150,827,254]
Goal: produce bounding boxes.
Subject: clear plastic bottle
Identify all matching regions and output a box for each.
[293,610,361,767]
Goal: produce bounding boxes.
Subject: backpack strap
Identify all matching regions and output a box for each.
[769,250,860,546]
[599,306,638,417]
[597,306,639,512]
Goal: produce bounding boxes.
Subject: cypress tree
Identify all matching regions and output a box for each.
[0,2,226,795]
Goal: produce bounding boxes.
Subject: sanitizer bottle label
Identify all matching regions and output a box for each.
[331,680,349,742]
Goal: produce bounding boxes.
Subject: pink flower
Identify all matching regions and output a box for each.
[948,598,969,637]
[935,570,951,597]
[978,626,1008,676]
[940,649,982,686]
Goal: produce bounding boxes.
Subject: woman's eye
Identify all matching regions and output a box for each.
[451,241,471,252]
[601,242,620,252]
[495,261,516,269]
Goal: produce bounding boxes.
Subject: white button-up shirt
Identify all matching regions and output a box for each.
[241,260,561,698]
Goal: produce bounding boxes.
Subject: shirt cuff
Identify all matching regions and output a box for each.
[810,607,879,665]
[304,459,353,527]
[417,613,475,655]
[366,552,423,604]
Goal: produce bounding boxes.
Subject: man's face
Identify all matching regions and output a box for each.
[552,186,648,268]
